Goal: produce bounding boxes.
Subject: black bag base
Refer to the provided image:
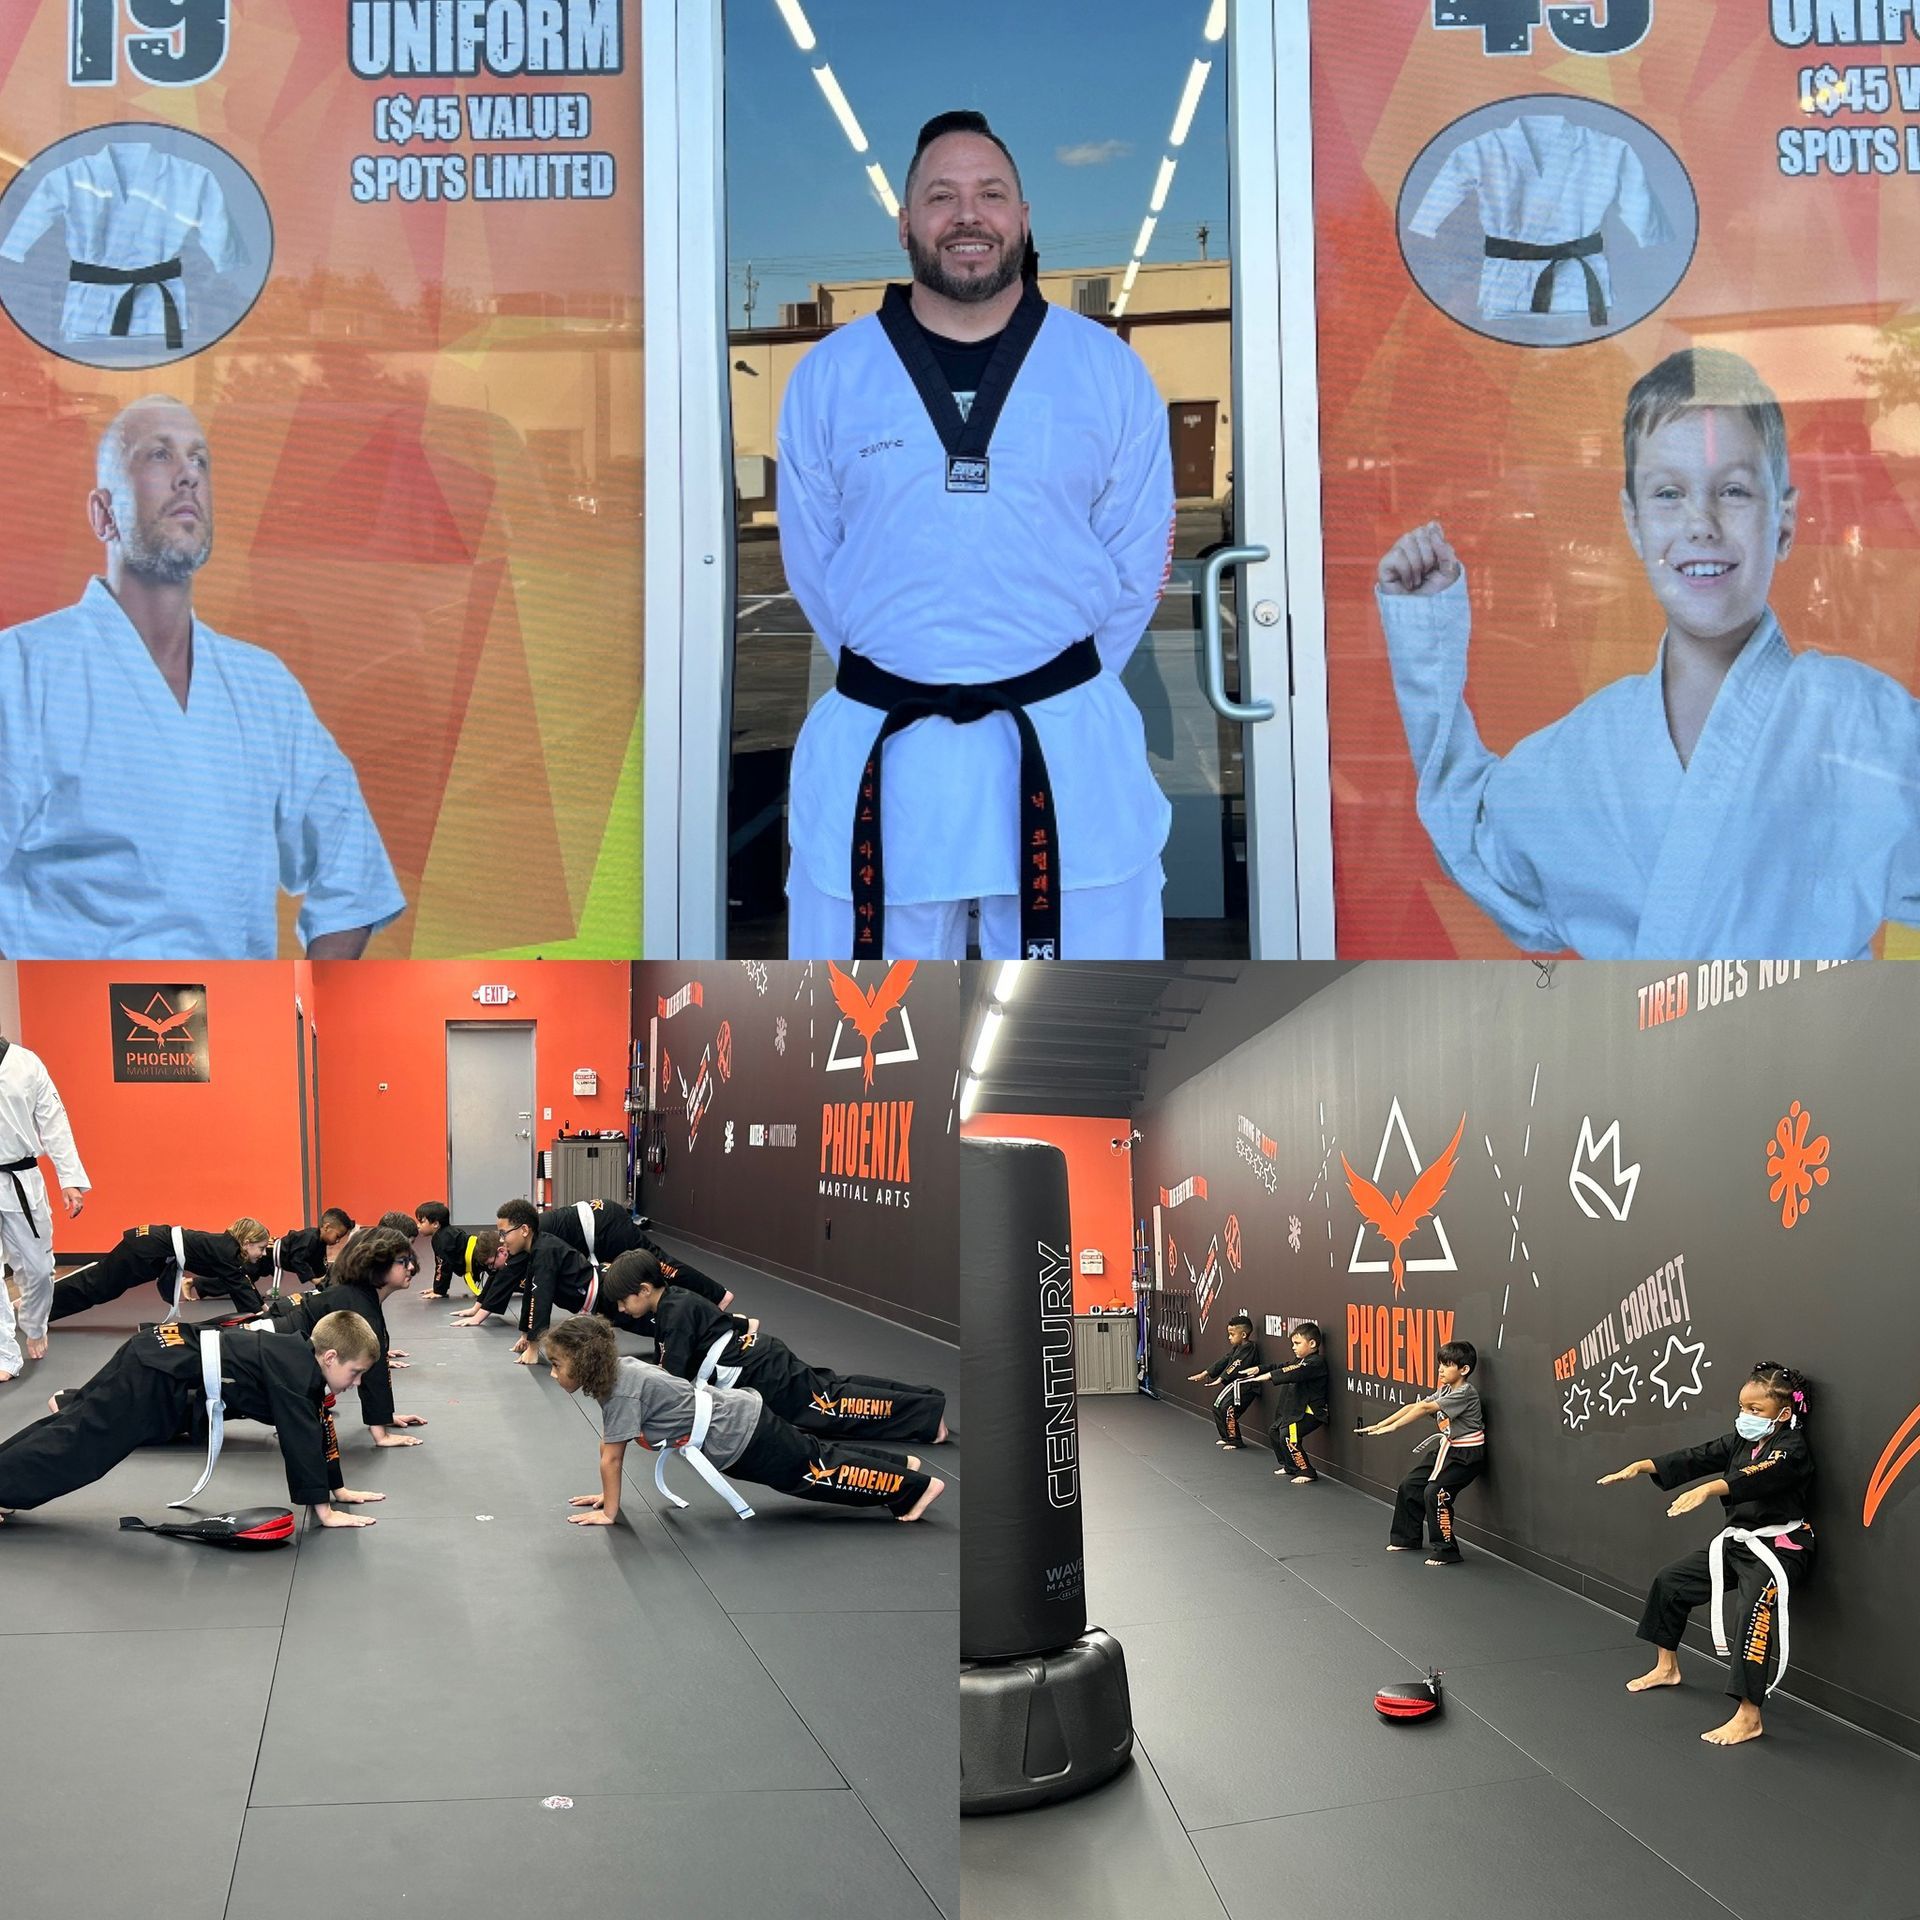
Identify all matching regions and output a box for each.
[120,1507,297,1549]
[961,1627,1134,1816]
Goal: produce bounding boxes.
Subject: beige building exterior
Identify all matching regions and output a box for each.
[729,257,1234,523]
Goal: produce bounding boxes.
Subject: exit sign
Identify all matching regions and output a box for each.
[473,985,517,1006]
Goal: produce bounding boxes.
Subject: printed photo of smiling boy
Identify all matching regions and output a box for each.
[1376,347,1920,958]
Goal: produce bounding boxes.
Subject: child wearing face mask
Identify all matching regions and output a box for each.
[1598,1361,1814,1746]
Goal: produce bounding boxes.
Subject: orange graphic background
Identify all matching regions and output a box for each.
[1312,7,1920,956]
[0,6,642,955]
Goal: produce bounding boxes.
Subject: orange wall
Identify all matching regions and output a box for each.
[310,962,631,1224]
[15,963,307,1250]
[962,1112,1138,1312]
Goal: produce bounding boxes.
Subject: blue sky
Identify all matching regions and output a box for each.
[723,0,1231,317]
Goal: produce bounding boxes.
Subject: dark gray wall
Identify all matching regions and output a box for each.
[632,962,961,1340]
[1135,960,1920,1751]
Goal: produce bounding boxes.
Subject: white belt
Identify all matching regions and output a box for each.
[164,1226,189,1322]
[576,1202,601,1314]
[650,1385,754,1519]
[170,1329,226,1508]
[695,1328,735,1388]
[1709,1520,1807,1697]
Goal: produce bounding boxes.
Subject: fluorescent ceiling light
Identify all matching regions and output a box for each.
[866,162,900,217]
[775,0,817,52]
[970,1005,1004,1076]
[1122,258,1140,291]
[1170,58,1212,147]
[1204,0,1226,44]
[960,1074,982,1123]
[991,961,1024,1004]
[1149,155,1176,214]
[811,63,869,153]
[1133,214,1157,258]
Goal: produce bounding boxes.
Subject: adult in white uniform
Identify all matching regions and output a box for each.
[779,111,1175,961]
[0,1030,89,1381]
[0,396,405,957]
[1377,349,1920,956]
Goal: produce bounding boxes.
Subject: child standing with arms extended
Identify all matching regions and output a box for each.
[1359,1340,1486,1564]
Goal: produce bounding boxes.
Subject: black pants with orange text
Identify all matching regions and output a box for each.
[730,1407,931,1517]
[1636,1537,1815,1703]
[1389,1451,1485,1556]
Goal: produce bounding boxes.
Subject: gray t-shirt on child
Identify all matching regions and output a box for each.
[599,1357,764,1468]
[1431,1380,1484,1446]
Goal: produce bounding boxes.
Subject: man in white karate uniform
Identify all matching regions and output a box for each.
[778,110,1176,961]
[0,396,406,957]
[1378,348,1920,956]
[0,1028,89,1381]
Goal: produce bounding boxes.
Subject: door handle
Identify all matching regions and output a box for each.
[1200,544,1277,723]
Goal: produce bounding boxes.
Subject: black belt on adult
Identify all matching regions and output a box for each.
[835,638,1100,960]
[69,255,186,350]
[1483,231,1606,326]
[1,1155,39,1238]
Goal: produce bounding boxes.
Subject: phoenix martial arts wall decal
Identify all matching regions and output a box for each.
[1311,6,1920,961]
[0,3,642,958]
[109,983,210,1083]
[631,963,962,1340]
[1397,96,1696,347]
[1133,961,1920,1751]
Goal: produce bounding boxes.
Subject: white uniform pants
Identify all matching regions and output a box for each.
[0,1203,56,1372]
[786,860,1165,961]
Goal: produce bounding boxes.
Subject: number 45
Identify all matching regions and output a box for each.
[1435,0,1652,56]
[70,0,228,88]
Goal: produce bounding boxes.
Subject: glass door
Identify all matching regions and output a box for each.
[651,0,1323,956]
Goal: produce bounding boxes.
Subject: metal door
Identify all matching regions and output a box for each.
[447,1023,537,1222]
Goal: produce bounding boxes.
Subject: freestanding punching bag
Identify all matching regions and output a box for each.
[961,1138,1133,1814]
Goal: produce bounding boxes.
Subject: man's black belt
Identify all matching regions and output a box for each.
[69,256,185,351]
[836,638,1100,960]
[1483,231,1606,326]
[1,1154,40,1238]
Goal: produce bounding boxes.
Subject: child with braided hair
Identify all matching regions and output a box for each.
[1599,1360,1815,1746]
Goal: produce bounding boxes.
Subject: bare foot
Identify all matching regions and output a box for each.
[899,1476,946,1522]
[1291,1475,1314,1485]
[25,1336,46,1360]
[0,1369,13,1383]
[906,1455,922,1472]
[1627,1658,1683,1693]
[935,1419,948,1443]
[1386,1544,1412,1551]
[47,1393,61,1416]
[1702,1705,1764,1745]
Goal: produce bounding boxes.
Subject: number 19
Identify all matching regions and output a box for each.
[70,0,229,89]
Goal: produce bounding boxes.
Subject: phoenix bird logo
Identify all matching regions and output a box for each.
[827,960,916,1089]
[804,1460,837,1486]
[810,1390,838,1416]
[1342,1114,1466,1294]
[121,996,198,1045]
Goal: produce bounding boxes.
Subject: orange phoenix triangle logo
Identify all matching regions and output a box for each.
[1864,1403,1920,1529]
[121,995,197,1044]
[827,960,916,1089]
[1342,1114,1466,1295]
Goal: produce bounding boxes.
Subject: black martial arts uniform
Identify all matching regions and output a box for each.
[246,1227,330,1300]
[1388,1383,1487,1560]
[1202,1340,1263,1446]
[1267,1350,1330,1478]
[428,1224,492,1298]
[631,1223,731,1307]
[258,1279,398,1430]
[475,1229,590,1322]
[0,1322,341,1512]
[651,1285,946,1443]
[1638,1427,1817,1705]
[541,1201,644,1267]
[49,1226,264,1322]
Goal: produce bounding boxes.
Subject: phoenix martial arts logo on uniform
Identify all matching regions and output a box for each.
[111,984,210,1083]
[1342,1099,1464,1294]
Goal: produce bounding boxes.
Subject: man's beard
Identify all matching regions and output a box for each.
[121,502,213,585]
[907,226,1024,305]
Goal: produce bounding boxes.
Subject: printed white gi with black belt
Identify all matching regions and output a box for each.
[0,142,238,349]
[777,287,1175,929]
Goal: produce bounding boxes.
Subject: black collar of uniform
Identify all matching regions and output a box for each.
[878,279,1046,456]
